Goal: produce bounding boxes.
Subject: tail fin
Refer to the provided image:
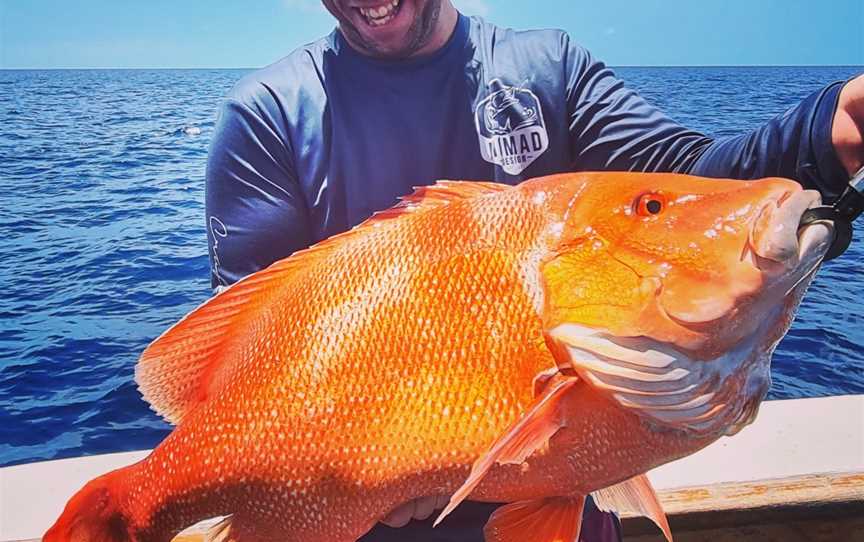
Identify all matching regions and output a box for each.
[43,467,132,542]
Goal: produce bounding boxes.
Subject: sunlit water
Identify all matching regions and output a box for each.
[1,66,862,467]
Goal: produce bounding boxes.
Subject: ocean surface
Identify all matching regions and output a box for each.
[1,66,863,468]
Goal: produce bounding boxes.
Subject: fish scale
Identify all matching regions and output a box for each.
[44,172,830,542]
[127,182,555,541]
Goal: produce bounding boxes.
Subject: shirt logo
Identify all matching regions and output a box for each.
[475,78,549,175]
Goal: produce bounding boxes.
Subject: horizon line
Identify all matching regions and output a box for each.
[1,63,862,71]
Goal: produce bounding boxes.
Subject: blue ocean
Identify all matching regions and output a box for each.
[1,66,862,468]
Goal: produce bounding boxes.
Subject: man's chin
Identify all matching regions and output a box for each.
[356,24,421,57]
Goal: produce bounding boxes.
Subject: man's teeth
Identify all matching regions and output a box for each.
[359,0,400,26]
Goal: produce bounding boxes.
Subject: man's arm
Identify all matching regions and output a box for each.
[833,75,864,176]
[205,95,311,290]
[685,81,848,198]
[563,40,864,196]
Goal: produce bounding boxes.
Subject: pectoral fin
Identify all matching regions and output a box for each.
[484,496,586,542]
[204,516,240,542]
[434,374,580,526]
[591,474,672,542]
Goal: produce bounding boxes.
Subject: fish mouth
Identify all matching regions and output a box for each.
[747,189,833,272]
[745,188,834,304]
[662,189,834,329]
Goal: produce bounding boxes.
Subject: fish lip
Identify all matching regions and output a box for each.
[662,305,729,333]
[659,189,831,333]
[746,190,833,292]
[658,220,832,354]
[747,189,824,270]
[783,219,833,295]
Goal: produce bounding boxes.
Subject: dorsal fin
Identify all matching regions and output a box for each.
[136,180,511,424]
[372,180,509,220]
[135,251,313,424]
[402,180,509,204]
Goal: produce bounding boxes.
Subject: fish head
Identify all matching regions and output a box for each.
[538,172,832,435]
[43,471,130,542]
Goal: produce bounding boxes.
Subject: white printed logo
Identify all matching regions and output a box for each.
[209,215,228,287]
[474,78,549,175]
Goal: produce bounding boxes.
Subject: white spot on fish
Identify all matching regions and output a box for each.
[532,191,548,205]
[520,246,546,315]
[549,222,564,236]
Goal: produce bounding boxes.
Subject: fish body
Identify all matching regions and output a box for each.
[45,172,832,542]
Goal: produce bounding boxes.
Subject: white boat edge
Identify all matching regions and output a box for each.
[1,395,862,541]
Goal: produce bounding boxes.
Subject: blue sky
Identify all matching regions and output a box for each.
[1,0,862,68]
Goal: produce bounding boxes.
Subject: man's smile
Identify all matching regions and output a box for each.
[325,0,455,58]
[354,0,402,27]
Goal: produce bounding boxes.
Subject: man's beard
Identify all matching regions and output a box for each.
[343,0,443,58]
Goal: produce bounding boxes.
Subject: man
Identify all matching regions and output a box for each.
[205,1,863,540]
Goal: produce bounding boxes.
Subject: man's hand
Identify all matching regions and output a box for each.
[381,495,450,528]
[833,74,864,177]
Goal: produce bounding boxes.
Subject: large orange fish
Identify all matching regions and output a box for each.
[44,172,833,542]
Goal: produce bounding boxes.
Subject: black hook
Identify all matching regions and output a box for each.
[799,165,864,261]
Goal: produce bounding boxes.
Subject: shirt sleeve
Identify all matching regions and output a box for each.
[563,39,849,200]
[205,96,311,290]
[688,81,849,200]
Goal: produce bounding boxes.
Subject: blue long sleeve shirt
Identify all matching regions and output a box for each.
[206,14,848,290]
[204,12,850,542]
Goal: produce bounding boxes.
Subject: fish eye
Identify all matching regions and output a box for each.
[635,192,666,217]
